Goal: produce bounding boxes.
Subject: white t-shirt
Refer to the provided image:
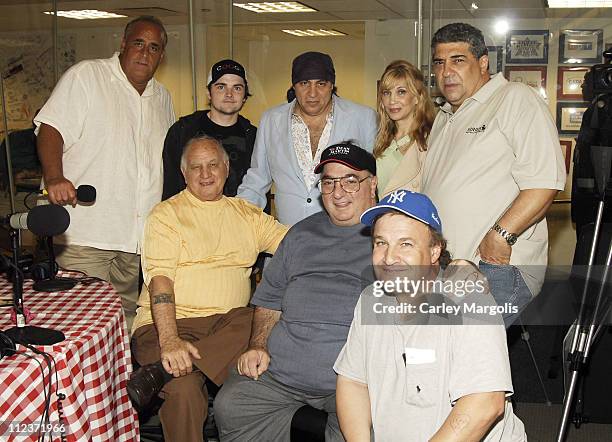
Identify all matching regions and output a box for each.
[422,73,566,295]
[334,289,527,442]
[35,53,175,253]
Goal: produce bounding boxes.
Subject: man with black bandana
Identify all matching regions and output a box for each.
[162,59,256,200]
[237,51,377,225]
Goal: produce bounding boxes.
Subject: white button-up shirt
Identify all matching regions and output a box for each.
[35,53,175,253]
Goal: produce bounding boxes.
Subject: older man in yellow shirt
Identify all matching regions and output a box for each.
[130,135,288,442]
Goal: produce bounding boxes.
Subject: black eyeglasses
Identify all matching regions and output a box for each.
[317,175,372,194]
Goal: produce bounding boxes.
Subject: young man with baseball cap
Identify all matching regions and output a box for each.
[334,190,526,441]
[214,142,377,441]
[237,51,377,226]
[162,59,256,200]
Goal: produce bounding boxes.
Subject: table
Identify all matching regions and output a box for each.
[0,272,139,441]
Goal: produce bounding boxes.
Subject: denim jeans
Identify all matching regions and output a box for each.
[479,260,533,328]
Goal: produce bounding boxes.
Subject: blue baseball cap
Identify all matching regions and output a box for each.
[360,190,442,232]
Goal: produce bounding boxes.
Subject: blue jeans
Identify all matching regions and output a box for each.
[479,260,533,328]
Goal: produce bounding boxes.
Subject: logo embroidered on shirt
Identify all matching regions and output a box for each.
[465,124,486,134]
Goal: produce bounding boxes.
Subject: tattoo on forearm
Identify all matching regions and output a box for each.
[152,293,174,305]
[450,414,470,434]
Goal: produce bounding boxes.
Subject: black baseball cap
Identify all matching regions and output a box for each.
[207,59,247,86]
[314,142,376,175]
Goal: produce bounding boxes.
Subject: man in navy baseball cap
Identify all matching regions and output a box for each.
[314,141,376,176]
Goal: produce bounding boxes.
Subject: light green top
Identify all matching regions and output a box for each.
[376,134,411,197]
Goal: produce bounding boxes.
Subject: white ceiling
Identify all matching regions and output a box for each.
[0,0,611,34]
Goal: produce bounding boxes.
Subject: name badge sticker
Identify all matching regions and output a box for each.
[404,347,436,364]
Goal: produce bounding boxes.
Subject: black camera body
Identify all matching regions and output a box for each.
[590,64,612,95]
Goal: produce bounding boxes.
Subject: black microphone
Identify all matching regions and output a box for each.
[5,205,70,236]
[38,185,96,203]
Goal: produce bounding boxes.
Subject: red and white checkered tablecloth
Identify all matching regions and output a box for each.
[0,272,139,441]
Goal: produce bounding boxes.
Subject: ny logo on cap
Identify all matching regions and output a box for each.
[387,190,407,204]
[432,212,439,224]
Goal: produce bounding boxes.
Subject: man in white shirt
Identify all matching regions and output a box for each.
[35,15,175,329]
[421,23,566,326]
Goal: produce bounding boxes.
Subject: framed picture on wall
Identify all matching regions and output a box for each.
[559,29,603,64]
[420,65,436,87]
[506,30,549,64]
[559,139,573,173]
[487,46,503,74]
[557,66,589,100]
[504,66,547,90]
[556,102,589,134]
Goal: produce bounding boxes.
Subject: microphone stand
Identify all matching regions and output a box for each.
[557,145,612,441]
[4,228,65,345]
[32,235,76,292]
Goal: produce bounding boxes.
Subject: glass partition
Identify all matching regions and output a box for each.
[0,2,54,216]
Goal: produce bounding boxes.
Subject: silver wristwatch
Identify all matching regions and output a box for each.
[491,223,518,246]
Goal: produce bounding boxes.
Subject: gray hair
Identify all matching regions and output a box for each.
[180,135,229,172]
[124,15,168,48]
[431,23,488,59]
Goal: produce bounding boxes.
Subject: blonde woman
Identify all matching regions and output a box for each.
[374,60,435,197]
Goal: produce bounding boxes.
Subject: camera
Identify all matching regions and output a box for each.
[584,49,612,96]
[590,64,612,95]
[127,361,173,412]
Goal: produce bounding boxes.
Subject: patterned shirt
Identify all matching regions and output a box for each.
[291,103,334,189]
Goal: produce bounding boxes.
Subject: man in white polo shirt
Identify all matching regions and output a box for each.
[422,23,566,326]
[35,16,175,329]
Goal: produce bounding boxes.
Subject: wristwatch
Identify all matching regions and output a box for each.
[491,223,518,246]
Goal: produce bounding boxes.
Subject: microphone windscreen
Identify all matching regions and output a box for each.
[76,185,96,203]
[27,205,70,236]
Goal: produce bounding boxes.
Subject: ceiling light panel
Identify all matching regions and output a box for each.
[282,29,346,37]
[234,2,317,13]
[547,0,612,7]
[43,10,127,20]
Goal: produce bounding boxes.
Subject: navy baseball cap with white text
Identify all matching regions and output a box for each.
[314,142,376,175]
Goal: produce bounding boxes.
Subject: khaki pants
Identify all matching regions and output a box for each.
[54,244,140,330]
[131,307,254,442]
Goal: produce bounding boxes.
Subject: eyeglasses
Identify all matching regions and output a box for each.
[317,175,372,194]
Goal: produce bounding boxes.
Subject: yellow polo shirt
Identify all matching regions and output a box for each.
[132,190,288,331]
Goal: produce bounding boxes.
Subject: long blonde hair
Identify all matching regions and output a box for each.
[374,60,435,158]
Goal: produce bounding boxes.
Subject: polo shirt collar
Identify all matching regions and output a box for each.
[111,52,160,97]
[440,72,507,115]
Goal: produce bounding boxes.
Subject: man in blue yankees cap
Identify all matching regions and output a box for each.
[334,189,526,442]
